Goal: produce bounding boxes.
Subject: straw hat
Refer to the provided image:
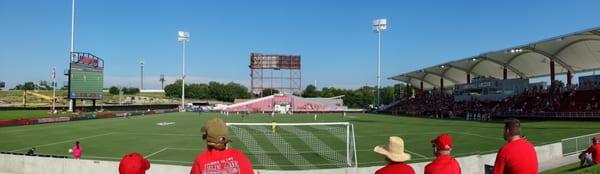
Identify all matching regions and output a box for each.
[374,136,411,162]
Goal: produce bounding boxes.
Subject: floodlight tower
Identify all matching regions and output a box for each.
[177,31,189,111]
[51,67,56,113]
[68,0,76,111]
[139,60,144,90]
[372,18,387,108]
[159,74,165,89]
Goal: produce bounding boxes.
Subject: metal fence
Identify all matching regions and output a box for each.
[561,132,600,156]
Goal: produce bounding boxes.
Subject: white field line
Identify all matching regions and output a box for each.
[0,125,70,134]
[115,132,198,137]
[10,132,116,152]
[168,147,202,151]
[447,131,504,141]
[404,149,428,158]
[85,155,193,164]
[144,147,169,158]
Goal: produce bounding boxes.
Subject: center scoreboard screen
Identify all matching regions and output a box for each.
[68,52,104,100]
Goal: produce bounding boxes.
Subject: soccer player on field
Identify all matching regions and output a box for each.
[190,118,254,174]
[579,136,600,167]
[72,141,82,159]
[425,134,461,174]
[493,118,538,174]
[373,136,415,174]
[271,120,277,135]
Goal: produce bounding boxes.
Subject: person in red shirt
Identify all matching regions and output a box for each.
[190,118,254,174]
[425,134,461,174]
[119,152,150,174]
[373,136,415,174]
[579,136,600,167]
[493,118,538,174]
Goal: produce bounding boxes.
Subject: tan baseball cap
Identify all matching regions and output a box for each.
[201,118,230,144]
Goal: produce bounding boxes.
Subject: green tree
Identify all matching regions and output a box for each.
[261,88,279,96]
[187,83,209,99]
[321,87,348,98]
[208,81,226,100]
[224,82,250,101]
[380,86,396,105]
[122,87,140,95]
[109,86,120,95]
[352,86,375,108]
[23,82,36,90]
[164,80,184,98]
[13,82,36,90]
[302,85,319,98]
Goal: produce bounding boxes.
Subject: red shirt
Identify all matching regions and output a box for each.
[425,154,461,174]
[586,144,600,164]
[190,149,254,174]
[375,162,415,174]
[493,138,538,174]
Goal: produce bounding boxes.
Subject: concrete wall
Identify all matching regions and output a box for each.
[0,143,563,174]
[0,154,190,174]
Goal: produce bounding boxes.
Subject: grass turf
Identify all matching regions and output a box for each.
[541,162,600,174]
[0,112,598,170]
[0,110,76,120]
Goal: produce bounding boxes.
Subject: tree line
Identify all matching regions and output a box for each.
[301,84,408,108]
[163,79,408,108]
[164,80,250,102]
[108,86,140,95]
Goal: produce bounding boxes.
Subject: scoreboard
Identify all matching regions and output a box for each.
[68,52,104,100]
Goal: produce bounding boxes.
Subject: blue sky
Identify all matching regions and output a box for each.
[1,0,599,89]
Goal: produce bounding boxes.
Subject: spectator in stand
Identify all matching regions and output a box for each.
[119,152,150,174]
[493,118,538,174]
[425,134,461,174]
[373,136,415,174]
[579,137,600,167]
[190,118,254,174]
[72,141,82,159]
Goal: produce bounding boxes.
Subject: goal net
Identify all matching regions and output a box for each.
[226,122,357,170]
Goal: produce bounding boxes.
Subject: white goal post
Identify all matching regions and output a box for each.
[226,122,357,169]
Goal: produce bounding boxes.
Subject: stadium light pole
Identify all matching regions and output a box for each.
[140,60,144,90]
[372,18,387,109]
[52,67,56,114]
[178,31,189,112]
[68,0,76,111]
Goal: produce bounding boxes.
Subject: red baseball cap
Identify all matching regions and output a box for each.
[119,152,150,174]
[431,134,453,151]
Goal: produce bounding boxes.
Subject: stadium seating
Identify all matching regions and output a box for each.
[385,88,600,119]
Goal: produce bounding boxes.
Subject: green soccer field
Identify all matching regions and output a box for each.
[0,112,598,170]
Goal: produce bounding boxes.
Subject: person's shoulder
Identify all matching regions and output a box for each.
[227,148,249,157]
[519,138,536,149]
[194,149,210,159]
[424,161,435,170]
[227,148,243,154]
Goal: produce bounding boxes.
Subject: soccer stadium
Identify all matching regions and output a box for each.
[2,1,600,174]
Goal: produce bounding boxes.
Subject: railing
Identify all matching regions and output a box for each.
[561,132,600,156]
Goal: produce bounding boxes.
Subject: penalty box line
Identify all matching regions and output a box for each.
[9,132,117,152]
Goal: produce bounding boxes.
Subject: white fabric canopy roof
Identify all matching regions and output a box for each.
[389,27,600,90]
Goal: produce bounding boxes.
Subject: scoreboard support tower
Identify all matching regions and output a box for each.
[250,53,302,97]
